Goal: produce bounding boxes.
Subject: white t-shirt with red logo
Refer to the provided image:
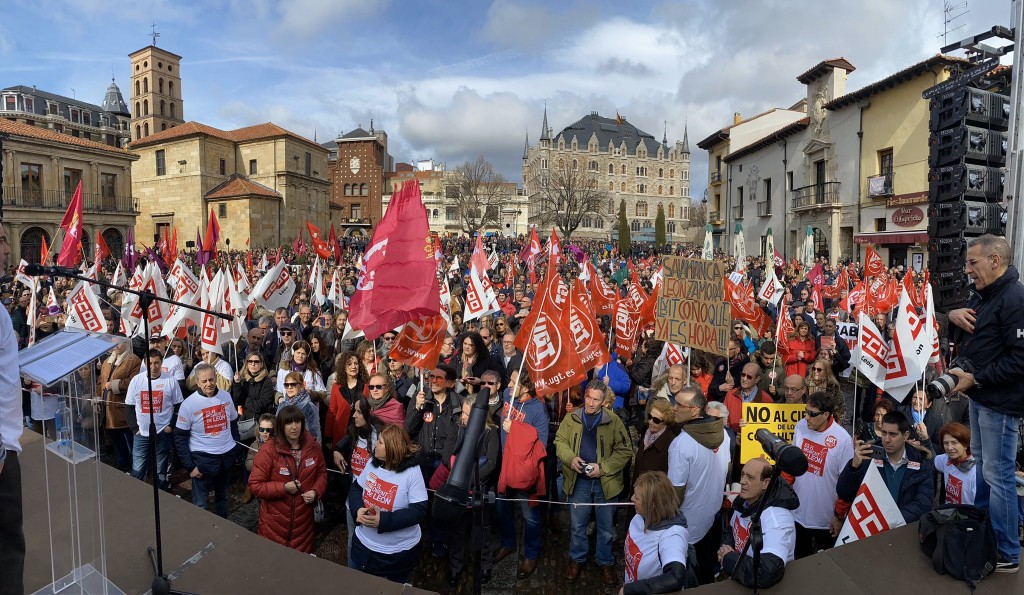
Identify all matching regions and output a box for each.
[668,429,731,544]
[730,506,796,563]
[623,513,688,584]
[792,418,853,530]
[355,462,427,554]
[125,372,184,436]
[175,389,238,455]
[933,454,977,505]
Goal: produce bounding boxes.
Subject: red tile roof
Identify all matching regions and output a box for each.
[0,118,137,156]
[129,121,324,151]
[204,174,281,200]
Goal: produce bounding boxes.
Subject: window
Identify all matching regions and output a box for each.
[161,123,166,131]
[670,169,675,178]
[344,184,351,196]
[669,186,674,196]
[446,207,457,221]
[541,159,547,169]
[63,168,82,196]
[658,185,663,195]
[143,99,148,115]
[715,155,722,174]
[47,101,58,115]
[432,209,439,219]
[170,102,176,119]
[219,159,226,175]
[159,100,165,116]
[305,152,312,176]
[168,81,174,98]
[738,187,744,202]
[218,204,227,218]
[1,95,13,110]
[608,164,614,174]
[589,160,598,171]
[572,159,578,169]
[620,182,626,192]
[135,124,141,139]
[101,173,116,199]
[155,150,166,175]
[668,203,675,218]
[135,80,140,96]
[83,112,90,126]
[135,101,141,118]
[875,217,886,232]
[360,183,368,196]
[143,77,148,93]
[764,178,772,200]
[636,201,648,217]
[638,183,646,194]
[787,171,794,190]
[622,164,626,174]
[558,159,564,168]
[351,204,362,219]
[159,78,164,94]
[879,149,894,175]
[21,163,42,200]
[249,159,257,175]
[609,199,614,213]
[609,181,614,191]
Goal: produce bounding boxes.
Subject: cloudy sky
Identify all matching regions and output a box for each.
[0,0,1009,197]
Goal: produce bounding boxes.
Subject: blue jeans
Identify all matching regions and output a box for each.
[969,400,1021,563]
[567,476,615,567]
[190,452,233,518]
[497,489,543,560]
[131,431,172,489]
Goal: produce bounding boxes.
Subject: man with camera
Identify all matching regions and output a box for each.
[947,234,1024,573]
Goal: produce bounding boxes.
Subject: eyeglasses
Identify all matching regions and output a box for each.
[784,386,803,392]
[429,373,447,381]
[740,373,755,379]
[811,367,825,372]
[383,336,395,341]
[284,382,300,388]
[481,381,498,386]
[247,360,262,365]
[648,415,664,424]
[367,384,385,390]
[281,331,293,336]
[258,427,273,433]
[805,409,827,418]
[966,255,994,267]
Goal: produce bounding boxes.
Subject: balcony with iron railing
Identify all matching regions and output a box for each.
[709,171,723,186]
[1,187,137,214]
[867,171,895,198]
[757,201,772,217]
[791,181,841,210]
[732,205,744,220]
[708,210,726,231]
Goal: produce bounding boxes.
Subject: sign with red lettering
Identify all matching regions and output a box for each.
[801,438,828,477]
[946,475,963,504]
[363,471,399,512]
[732,515,750,552]
[351,445,370,477]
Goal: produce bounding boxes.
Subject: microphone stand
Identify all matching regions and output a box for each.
[39,269,230,595]
[731,466,783,595]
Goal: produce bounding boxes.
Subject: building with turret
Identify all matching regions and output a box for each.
[522,109,691,241]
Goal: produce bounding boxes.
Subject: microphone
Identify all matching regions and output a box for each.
[755,429,808,477]
[433,387,490,524]
[23,264,83,277]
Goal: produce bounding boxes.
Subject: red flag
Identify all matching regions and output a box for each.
[168,227,178,263]
[776,296,795,360]
[305,221,331,260]
[902,271,921,310]
[547,228,561,272]
[389,314,448,370]
[864,246,885,278]
[514,275,556,354]
[613,296,641,356]
[328,223,342,262]
[806,263,824,291]
[520,274,584,396]
[724,277,772,337]
[841,280,867,314]
[96,231,111,264]
[471,234,490,275]
[807,286,822,313]
[519,227,542,264]
[571,279,611,370]
[348,180,440,339]
[202,209,220,253]
[823,268,848,300]
[246,251,253,275]
[57,181,84,267]
[587,262,616,316]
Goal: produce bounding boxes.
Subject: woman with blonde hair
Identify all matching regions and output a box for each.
[623,471,690,593]
[631,400,678,497]
[805,356,845,424]
[348,423,427,583]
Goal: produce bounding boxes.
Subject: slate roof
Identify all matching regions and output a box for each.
[205,173,281,200]
[0,118,137,156]
[552,112,666,155]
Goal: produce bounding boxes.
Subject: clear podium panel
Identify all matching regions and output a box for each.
[21,330,127,595]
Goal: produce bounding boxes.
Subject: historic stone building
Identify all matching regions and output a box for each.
[129,44,184,141]
[130,122,330,250]
[322,125,394,237]
[522,109,691,241]
[1,81,132,148]
[0,118,139,263]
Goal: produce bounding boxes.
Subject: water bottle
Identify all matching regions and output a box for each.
[56,398,72,454]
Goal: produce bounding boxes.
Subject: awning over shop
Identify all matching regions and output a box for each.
[853,231,928,245]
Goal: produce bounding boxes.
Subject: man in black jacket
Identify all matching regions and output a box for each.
[947,234,1024,573]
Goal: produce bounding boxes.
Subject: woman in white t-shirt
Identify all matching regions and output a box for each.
[933,422,977,505]
[621,471,691,594]
[332,397,383,565]
[348,423,427,584]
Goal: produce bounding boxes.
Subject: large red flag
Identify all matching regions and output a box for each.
[95,230,111,264]
[168,227,178,263]
[570,279,611,371]
[613,296,641,357]
[471,234,490,275]
[724,277,772,337]
[305,221,332,260]
[202,209,220,253]
[57,181,84,267]
[587,262,616,316]
[519,275,584,396]
[864,246,885,278]
[348,180,440,339]
[519,227,542,264]
[328,223,342,262]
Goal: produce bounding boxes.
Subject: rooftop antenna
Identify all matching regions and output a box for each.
[937,1,969,46]
[150,22,160,47]
[70,87,75,99]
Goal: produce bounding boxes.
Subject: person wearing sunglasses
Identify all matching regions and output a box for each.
[631,399,678,499]
[248,404,327,554]
[231,353,276,442]
[243,413,277,504]
[789,392,853,559]
[275,371,322,444]
[274,340,326,406]
[804,357,845,426]
[723,363,772,434]
[365,374,405,425]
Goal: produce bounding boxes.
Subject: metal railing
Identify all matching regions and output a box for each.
[732,205,744,220]
[867,172,895,197]
[1,187,137,214]
[757,201,772,217]
[791,181,841,209]
[710,171,723,184]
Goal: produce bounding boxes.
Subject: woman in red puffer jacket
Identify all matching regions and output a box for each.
[249,405,328,553]
[784,320,817,378]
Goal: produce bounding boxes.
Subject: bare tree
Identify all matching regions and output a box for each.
[448,156,509,236]
[531,162,607,240]
[688,199,707,228]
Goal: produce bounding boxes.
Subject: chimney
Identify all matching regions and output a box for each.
[733,112,742,125]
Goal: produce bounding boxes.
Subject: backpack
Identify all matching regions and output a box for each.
[918,504,996,592]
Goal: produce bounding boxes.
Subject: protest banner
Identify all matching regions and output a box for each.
[739,403,806,464]
[654,256,730,355]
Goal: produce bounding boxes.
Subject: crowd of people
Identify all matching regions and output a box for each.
[1,230,1023,594]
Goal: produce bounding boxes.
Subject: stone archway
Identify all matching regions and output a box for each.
[102,228,124,259]
[20,226,51,264]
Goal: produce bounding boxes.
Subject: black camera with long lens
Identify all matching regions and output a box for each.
[926,357,975,400]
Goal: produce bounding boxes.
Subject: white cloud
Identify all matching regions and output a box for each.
[272,0,390,40]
